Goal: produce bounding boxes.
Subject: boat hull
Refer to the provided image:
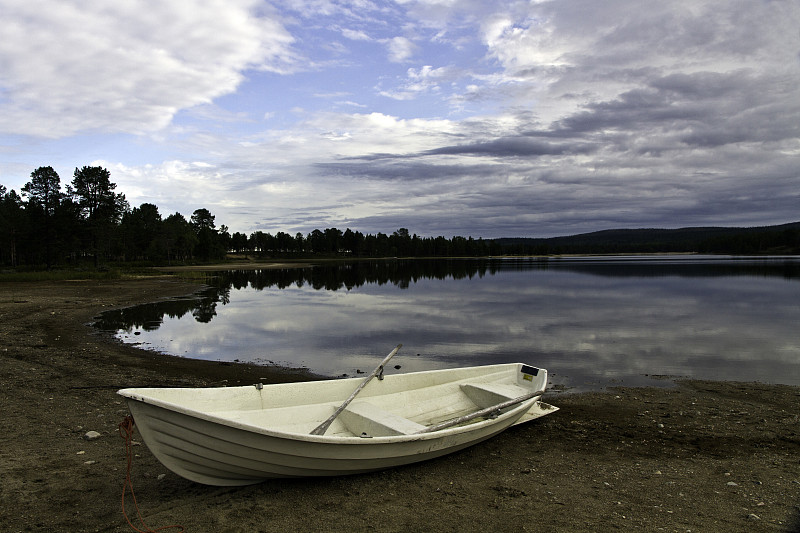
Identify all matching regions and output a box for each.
[120,363,557,485]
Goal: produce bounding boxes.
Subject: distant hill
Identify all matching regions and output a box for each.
[492,222,800,255]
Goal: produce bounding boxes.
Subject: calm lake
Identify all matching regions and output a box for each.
[94,256,800,391]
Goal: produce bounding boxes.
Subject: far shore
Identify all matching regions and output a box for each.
[152,260,316,271]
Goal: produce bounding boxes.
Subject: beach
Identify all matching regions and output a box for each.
[1,276,798,532]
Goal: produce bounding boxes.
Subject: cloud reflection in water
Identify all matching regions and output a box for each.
[97,258,800,391]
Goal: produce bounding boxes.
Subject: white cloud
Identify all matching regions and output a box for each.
[386,36,418,63]
[338,101,369,108]
[481,1,800,83]
[379,65,460,101]
[98,109,467,232]
[342,28,372,41]
[0,0,298,138]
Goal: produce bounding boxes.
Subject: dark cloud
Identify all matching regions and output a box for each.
[422,137,596,158]
[314,159,498,182]
[557,69,800,149]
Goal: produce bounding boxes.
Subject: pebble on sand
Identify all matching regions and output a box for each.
[83,431,102,441]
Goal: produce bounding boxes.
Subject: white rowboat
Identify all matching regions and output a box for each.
[118,361,557,486]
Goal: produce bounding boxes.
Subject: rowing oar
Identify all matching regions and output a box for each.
[310,344,403,436]
[415,388,545,434]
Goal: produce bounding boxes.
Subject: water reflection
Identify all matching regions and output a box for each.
[94,257,800,391]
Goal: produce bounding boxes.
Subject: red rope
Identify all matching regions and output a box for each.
[119,416,185,533]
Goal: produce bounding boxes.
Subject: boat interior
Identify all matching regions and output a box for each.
[122,364,550,439]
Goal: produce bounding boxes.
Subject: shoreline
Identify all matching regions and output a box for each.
[152,261,317,272]
[1,275,798,532]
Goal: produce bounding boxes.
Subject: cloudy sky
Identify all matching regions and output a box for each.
[1,0,798,238]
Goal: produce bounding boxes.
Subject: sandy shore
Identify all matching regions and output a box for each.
[1,276,798,532]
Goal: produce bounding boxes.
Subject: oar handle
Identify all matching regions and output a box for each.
[416,388,545,434]
[310,344,402,436]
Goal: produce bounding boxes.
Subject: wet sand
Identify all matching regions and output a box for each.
[1,276,798,532]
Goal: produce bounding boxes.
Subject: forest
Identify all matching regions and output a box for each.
[0,166,497,268]
[1,166,797,269]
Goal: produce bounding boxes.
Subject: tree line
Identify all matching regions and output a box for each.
[3,165,797,268]
[0,166,497,268]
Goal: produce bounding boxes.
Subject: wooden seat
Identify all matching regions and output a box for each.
[339,401,426,437]
[460,382,533,408]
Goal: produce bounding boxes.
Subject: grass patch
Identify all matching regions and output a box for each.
[0,267,126,282]
[170,270,218,282]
